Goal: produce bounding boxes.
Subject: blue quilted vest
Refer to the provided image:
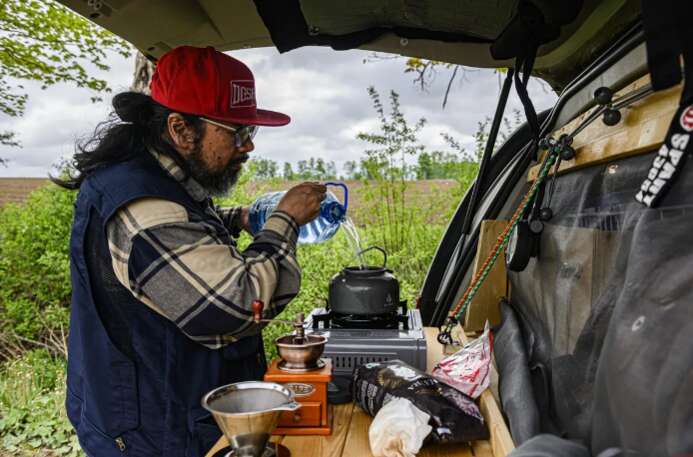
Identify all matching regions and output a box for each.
[65,155,265,457]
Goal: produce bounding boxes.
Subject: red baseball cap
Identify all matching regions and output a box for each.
[150,46,290,127]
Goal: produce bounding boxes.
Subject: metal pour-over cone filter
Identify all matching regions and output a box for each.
[202,381,300,457]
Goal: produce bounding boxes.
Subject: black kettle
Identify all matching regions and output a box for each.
[328,246,400,316]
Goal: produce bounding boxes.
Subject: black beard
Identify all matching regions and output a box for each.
[185,146,245,197]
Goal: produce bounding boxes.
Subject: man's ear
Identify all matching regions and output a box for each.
[167,113,196,153]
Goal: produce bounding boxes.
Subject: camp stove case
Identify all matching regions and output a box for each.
[305,308,427,382]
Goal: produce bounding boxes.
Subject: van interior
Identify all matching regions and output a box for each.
[56,1,693,455]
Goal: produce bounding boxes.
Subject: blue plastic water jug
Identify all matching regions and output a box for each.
[248,182,348,244]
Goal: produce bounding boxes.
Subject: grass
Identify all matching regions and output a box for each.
[0,350,81,456]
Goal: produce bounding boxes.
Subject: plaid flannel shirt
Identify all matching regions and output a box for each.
[105,149,301,348]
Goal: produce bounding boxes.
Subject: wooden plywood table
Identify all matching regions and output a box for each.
[206,328,513,457]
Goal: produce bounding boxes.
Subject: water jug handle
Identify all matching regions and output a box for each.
[324,182,348,211]
[355,246,387,268]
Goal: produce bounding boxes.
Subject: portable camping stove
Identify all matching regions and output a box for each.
[306,302,427,402]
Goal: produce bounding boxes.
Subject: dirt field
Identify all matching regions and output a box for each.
[0,178,460,218]
[245,179,458,205]
[0,178,50,206]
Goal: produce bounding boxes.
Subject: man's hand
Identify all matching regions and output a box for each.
[276,182,327,226]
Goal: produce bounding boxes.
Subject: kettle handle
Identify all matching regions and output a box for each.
[324,182,348,212]
[356,246,387,268]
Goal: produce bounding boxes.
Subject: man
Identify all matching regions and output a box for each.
[58,46,326,456]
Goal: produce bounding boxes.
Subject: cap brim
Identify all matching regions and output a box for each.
[208,108,290,127]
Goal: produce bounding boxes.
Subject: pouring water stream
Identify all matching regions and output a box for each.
[341,216,366,269]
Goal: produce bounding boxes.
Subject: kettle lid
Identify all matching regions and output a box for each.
[341,265,387,277]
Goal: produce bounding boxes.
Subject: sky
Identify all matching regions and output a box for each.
[0,46,557,177]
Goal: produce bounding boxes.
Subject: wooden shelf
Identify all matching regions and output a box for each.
[206,328,514,456]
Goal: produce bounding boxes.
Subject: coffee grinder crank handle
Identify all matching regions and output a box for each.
[251,300,306,340]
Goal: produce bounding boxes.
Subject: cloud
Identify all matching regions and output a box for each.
[0,49,134,176]
[338,117,381,141]
[419,123,475,153]
[0,46,557,177]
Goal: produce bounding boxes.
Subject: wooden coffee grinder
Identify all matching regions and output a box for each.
[252,301,332,435]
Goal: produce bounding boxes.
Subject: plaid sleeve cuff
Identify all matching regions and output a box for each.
[261,210,299,248]
[216,206,244,238]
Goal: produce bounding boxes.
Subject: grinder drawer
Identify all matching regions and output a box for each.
[278,401,321,427]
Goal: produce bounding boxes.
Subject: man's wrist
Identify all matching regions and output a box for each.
[240,207,251,234]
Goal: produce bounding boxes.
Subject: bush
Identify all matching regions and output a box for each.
[0,186,74,360]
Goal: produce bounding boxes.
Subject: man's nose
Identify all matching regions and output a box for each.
[238,139,254,153]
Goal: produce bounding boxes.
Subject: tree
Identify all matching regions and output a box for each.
[402,59,551,105]
[296,160,309,180]
[252,157,278,180]
[314,158,326,179]
[356,87,426,253]
[357,87,425,180]
[365,53,472,108]
[292,157,337,180]
[283,162,295,180]
[343,160,362,180]
[325,161,337,180]
[416,152,434,180]
[404,57,468,108]
[0,0,131,162]
[366,54,539,108]
[469,108,524,162]
[415,150,476,180]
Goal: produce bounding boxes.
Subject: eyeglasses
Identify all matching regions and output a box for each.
[200,117,259,147]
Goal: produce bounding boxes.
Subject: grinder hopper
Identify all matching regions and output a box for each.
[251,300,327,372]
[202,381,300,457]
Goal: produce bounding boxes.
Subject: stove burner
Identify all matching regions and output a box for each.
[330,311,406,329]
[311,301,409,330]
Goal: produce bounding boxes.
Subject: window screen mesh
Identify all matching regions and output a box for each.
[504,150,693,456]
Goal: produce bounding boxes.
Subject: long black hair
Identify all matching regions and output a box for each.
[53,92,203,189]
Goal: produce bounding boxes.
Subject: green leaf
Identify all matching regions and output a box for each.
[0,0,132,150]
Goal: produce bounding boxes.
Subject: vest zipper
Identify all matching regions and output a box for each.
[115,437,126,452]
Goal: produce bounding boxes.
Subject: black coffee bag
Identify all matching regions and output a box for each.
[352,360,489,443]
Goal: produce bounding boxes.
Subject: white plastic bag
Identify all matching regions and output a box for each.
[368,398,433,457]
[432,321,493,399]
